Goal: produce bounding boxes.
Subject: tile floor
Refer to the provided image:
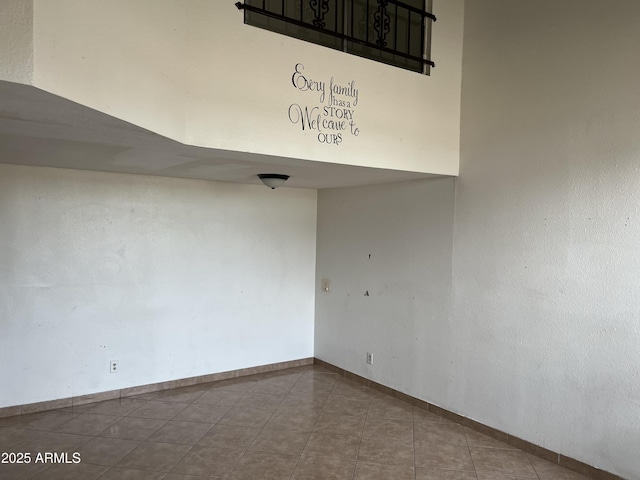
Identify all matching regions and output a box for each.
[0,365,591,480]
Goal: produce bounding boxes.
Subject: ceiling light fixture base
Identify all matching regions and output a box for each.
[258,173,290,189]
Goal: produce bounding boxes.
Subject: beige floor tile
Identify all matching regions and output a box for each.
[86,398,146,416]
[172,403,230,424]
[464,427,514,450]
[218,405,274,427]
[159,388,206,404]
[255,373,299,384]
[170,445,244,477]
[122,392,163,401]
[197,424,261,449]
[234,393,285,411]
[227,450,299,480]
[323,396,369,417]
[303,369,339,377]
[362,416,413,442]
[0,460,50,479]
[265,410,321,432]
[3,411,76,432]
[414,441,475,471]
[302,433,361,460]
[470,447,537,477]
[528,454,591,479]
[249,378,298,396]
[286,389,333,404]
[24,431,92,451]
[193,389,243,406]
[146,420,213,445]
[98,417,167,441]
[0,366,606,480]
[31,462,108,479]
[98,467,167,479]
[71,403,99,413]
[0,415,20,428]
[291,455,356,479]
[357,436,415,466]
[0,427,46,449]
[332,378,370,393]
[414,422,468,446]
[207,378,257,393]
[129,401,189,420]
[116,442,192,472]
[367,397,414,422]
[416,467,479,479]
[314,412,366,436]
[279,396,327,411]
[331,381,371,402]
[250,427,311,455]
[353,461,415,480]
[475,473,537,480]
[413,407,453,424]
[289,377,336,394]
[75,436,140,465]
[164,474,220,480]
[293,373,336,385]
[55,414,121,436]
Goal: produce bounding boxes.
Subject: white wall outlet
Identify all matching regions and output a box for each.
[110,360,118,373]
[321,278,331,293]
[366,352,374,365]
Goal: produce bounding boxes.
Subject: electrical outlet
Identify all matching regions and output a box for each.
[366,352,374,365]
[110,360,118,373]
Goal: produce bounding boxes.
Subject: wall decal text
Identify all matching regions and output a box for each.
[288,63,360,146]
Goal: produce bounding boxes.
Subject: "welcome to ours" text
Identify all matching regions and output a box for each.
[288,63,360,146]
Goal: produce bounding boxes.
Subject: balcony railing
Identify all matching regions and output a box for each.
[236,0,436,74]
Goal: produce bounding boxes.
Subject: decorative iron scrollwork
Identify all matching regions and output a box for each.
[373,0,391,47]
[236,0,436,73]
[310,0,330,28]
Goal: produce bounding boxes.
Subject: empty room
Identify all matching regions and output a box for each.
[0,1,638,479]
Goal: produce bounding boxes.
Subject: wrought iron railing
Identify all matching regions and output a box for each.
[236,0,436,74]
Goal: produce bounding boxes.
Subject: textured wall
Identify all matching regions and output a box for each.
[0,0,33,84]
[314,1,640,477]
[0,164,317,408]
[314,178,456,395]
[30,0,463,175]
[453,1,640,477]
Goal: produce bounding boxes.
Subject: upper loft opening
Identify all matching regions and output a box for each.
[236,0,436,74]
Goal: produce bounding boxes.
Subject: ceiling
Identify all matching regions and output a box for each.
[0,81,441,189]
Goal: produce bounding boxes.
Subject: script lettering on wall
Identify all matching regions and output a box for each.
[288,63,360,146]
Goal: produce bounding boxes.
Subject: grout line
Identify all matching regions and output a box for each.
[412,405,417,480]
[226,369,306,479]
[529,455,543,480]
[462,425,479,480]
[287,368,338,480]
[350,382,372,480]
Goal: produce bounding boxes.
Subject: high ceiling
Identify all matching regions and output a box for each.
[0,81,440,189]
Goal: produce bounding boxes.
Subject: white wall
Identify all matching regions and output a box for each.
[28,0,464,175]
[314,2,640,478]
[314,178,455,394]
[452,1,640,477]
[0,0,32,84]
[0,164,317,408]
